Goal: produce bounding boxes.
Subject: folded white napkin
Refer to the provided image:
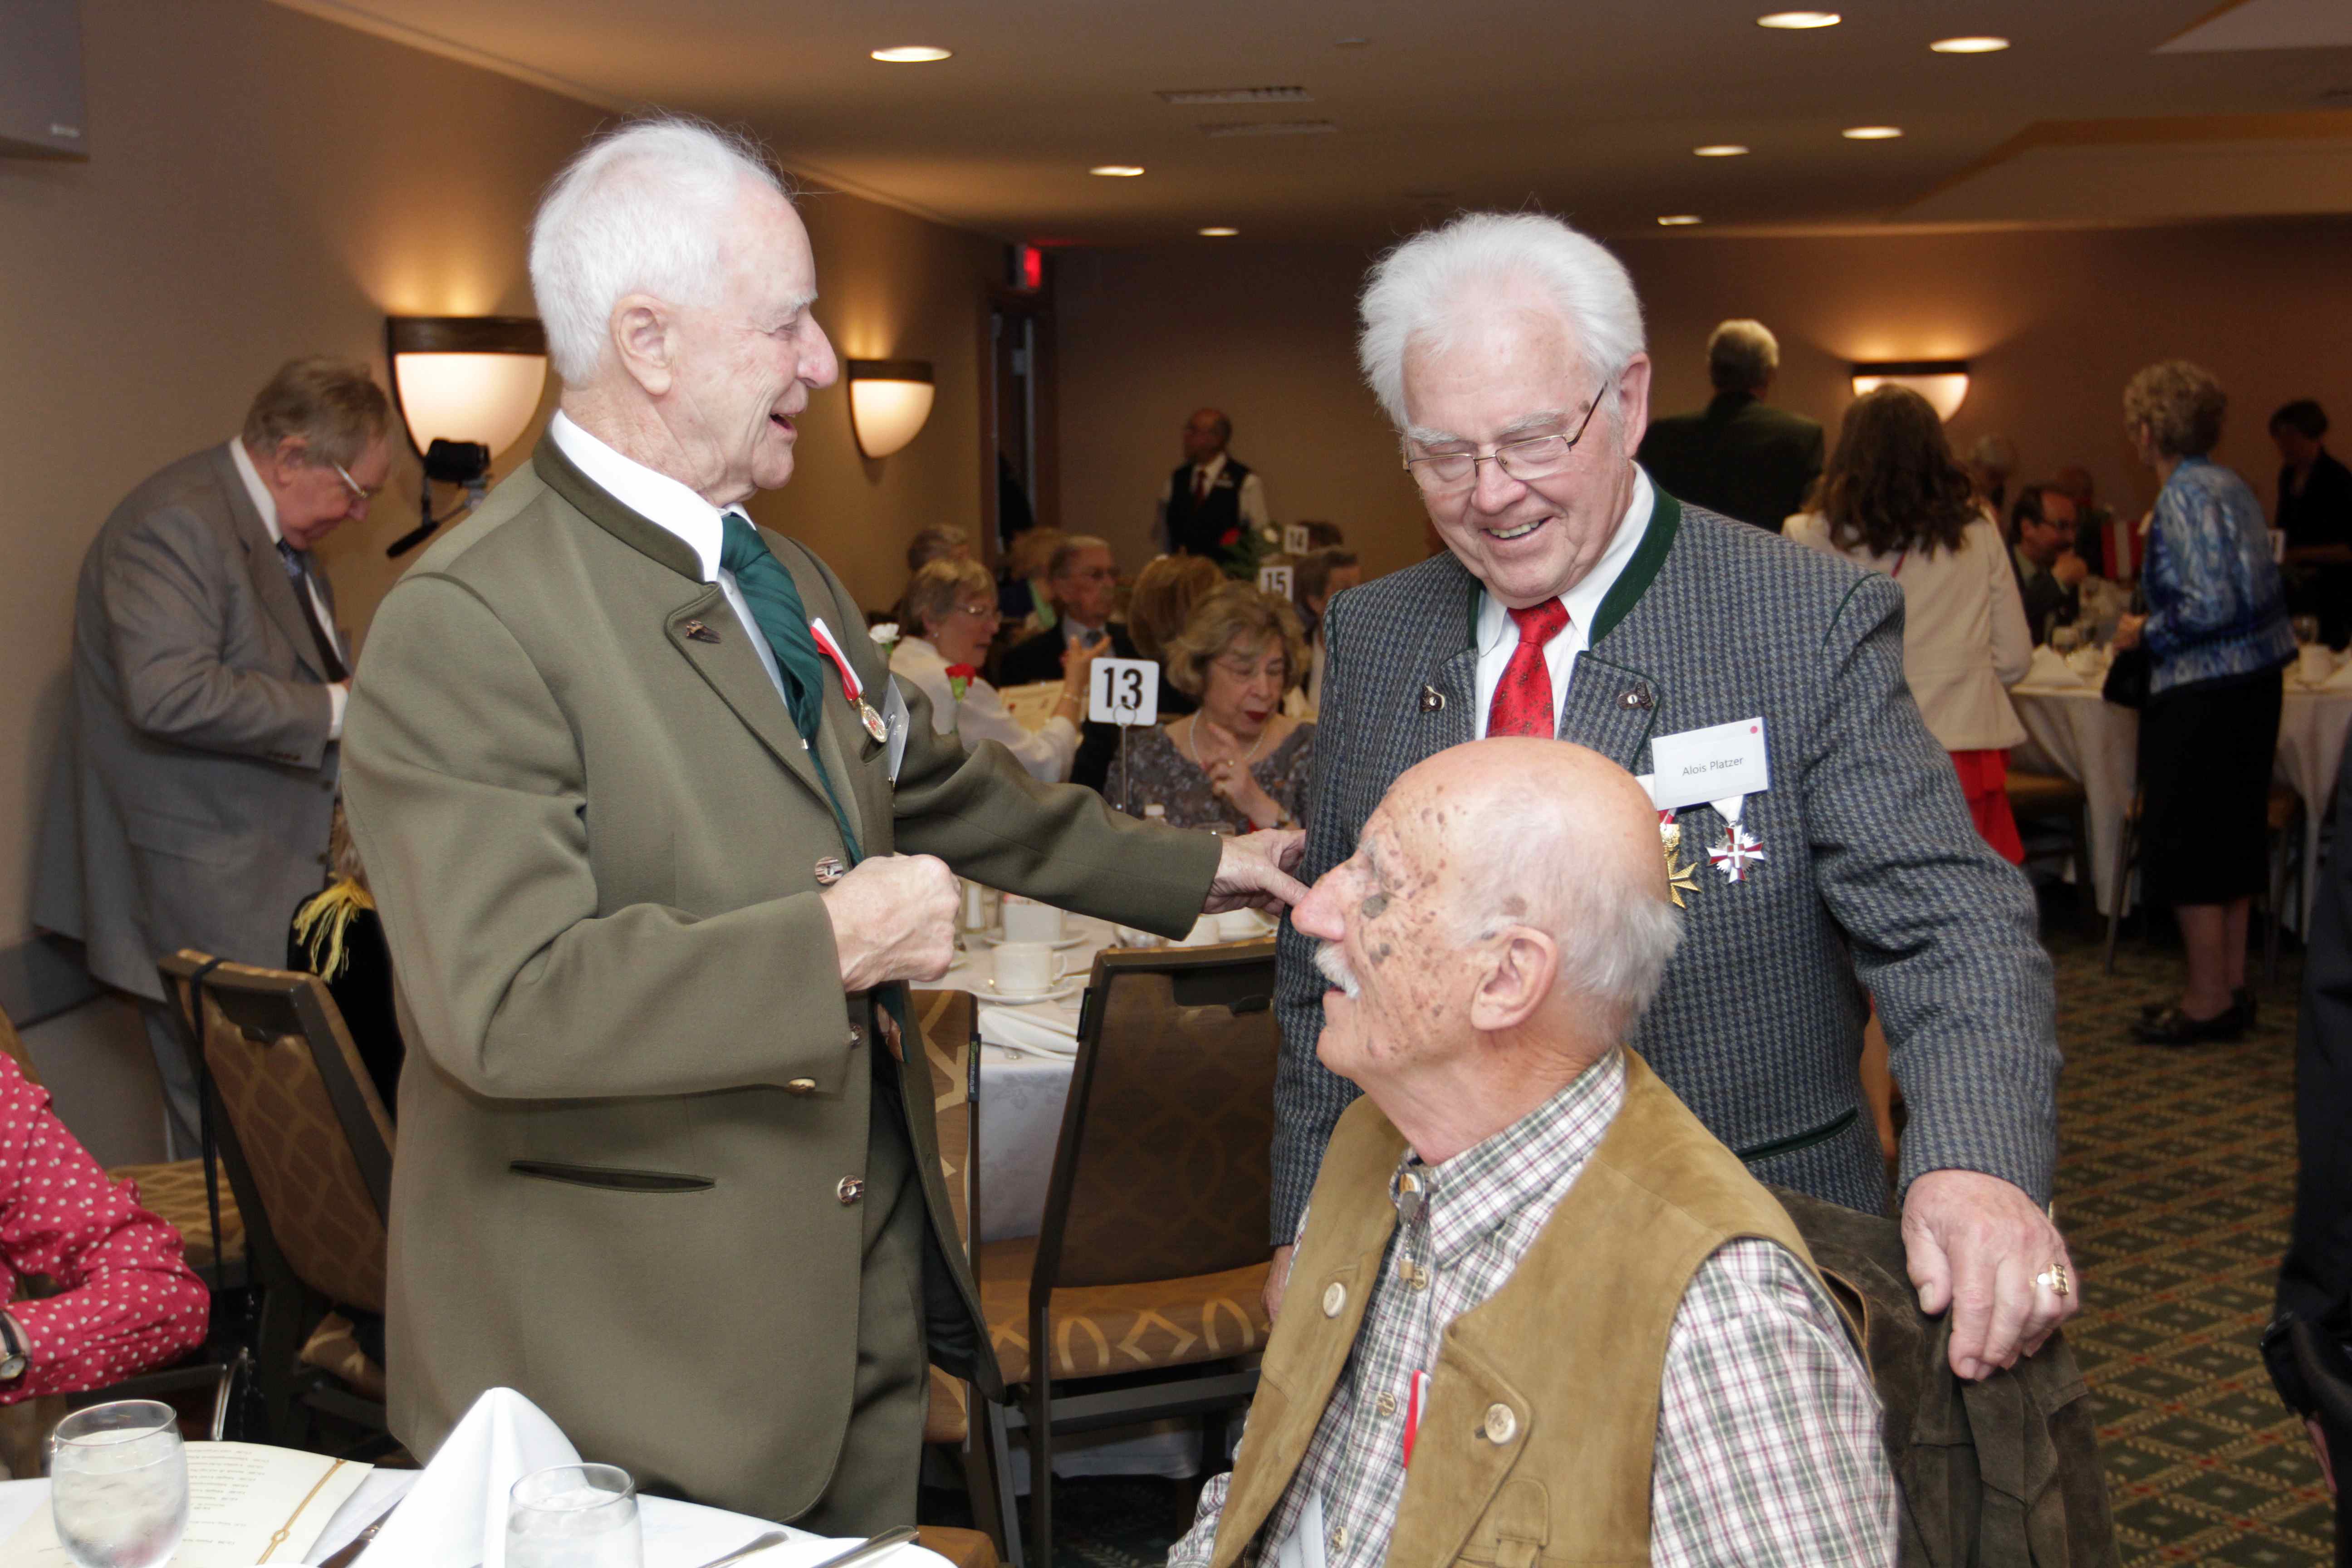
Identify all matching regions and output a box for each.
[980,999,1083,1056]
[362,1386,580,1568]
[2025,645,2087,688]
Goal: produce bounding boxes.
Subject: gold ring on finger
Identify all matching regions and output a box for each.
[2033,1263,2070,1297]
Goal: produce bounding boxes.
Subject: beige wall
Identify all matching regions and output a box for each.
[1057,217,2352,574]
[1,0,1000,958]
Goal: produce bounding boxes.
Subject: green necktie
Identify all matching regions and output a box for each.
[718,513,862,862]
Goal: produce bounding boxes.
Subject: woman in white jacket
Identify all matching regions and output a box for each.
[890,558,1101,782]
[1791,385,2033,861]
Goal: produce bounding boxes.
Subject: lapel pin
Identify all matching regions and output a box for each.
[682,620,721,644]
[813,856,847,886]
[1618,688,1652,710]
[1419,686,1446,713]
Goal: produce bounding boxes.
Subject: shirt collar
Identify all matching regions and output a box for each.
[549,410,735,583]
[1396,1046,1627,1266]
[225,439,285,549]
[1194,452,1230,485]
[1475,466,1653,655]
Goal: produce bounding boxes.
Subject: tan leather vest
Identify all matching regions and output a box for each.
[1212,1050,1827,1568]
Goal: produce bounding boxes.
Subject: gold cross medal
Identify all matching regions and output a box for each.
[1659,810,1699,907]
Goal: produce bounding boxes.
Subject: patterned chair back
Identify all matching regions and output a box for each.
[1038,942,1277,1292]
[157,953,393,1316]
[912,988,978,1255]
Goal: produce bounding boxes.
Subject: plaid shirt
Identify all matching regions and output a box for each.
[1170,1050,1896,1568]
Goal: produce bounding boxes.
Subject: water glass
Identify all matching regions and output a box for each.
[2049,623,2082,657]
[2293,614,2322,647]
[507,1463,642,1568]
[49,1401,187,1568]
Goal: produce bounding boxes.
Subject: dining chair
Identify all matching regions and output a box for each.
[973,941,1280,1568]
[2004,769,2092,899]
[158,951,394,1453]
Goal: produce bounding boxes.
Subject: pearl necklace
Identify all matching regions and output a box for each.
[1187,716,1270,775]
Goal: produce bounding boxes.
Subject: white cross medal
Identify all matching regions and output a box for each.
[1705,794,1766,882]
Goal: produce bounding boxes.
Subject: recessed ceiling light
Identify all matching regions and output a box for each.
[1198,226,1240,237]
[1930,35,2009,53]
[1694,144,1750,157]
[869,45,951,63]
[1756,11,1840,28]
[1841,125,1903,139]
[1089,164,1146,177]
[1657,214,1704,226]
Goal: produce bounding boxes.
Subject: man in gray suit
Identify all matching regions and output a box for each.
[1638,318,1825,532]
[1270,213,2073,1382]
[34,359,391,1153]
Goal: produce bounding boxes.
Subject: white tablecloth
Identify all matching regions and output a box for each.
[2009,678,2352,926]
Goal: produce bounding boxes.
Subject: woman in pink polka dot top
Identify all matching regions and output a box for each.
[0,1056,208,1403]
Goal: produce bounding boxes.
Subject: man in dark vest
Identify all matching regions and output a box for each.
[1637,318,1824,532]
[1159,407,1272,564]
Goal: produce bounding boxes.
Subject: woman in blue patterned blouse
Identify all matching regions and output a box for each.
[2113,361,2296,1044]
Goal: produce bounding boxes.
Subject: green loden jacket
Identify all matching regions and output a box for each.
[341,437,1220,1521]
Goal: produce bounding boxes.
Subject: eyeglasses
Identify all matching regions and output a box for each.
[1402,395,1604,496]
[950,600,1001,619]
[331,462,384,506]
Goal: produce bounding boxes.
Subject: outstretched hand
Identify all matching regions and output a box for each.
[1204,830,1308,915]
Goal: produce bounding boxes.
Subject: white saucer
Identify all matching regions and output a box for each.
[972,931,1087,951]
[983,978,1083,1004]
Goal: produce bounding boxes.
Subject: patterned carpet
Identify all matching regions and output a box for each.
[941,902,2337,1567]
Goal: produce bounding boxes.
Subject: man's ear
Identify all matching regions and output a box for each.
[1616,352,1655,456]
[268,436,310,479]
[1469,926,1559,1034]
[609,294,678,396]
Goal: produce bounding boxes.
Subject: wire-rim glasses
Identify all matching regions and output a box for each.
[1402,394,1604,496]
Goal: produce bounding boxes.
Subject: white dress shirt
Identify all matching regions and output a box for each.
[890,635,1079,783]
[1470,467,1655,737]
[548,412,798,718]
[226,439,348,739]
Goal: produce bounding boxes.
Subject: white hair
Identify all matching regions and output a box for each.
[529,117,788,387]
[1357,212,1646,430]
[1454,790,1682,1040]
[1706,318,1779,392]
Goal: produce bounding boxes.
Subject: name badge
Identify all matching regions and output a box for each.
[1646,717,1770,812]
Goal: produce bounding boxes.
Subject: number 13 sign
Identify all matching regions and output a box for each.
[1089,658,1161,726]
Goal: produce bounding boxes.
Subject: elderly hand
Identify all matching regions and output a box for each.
[1208,757,1282,829]
[2113,612,2146,651]
[1203,830,1308,914]
[1902,1168,2079,1380]
[820,853,959,992]
[1060,631,1112,696]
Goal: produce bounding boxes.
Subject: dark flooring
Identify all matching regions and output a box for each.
[931,897,2339,1567]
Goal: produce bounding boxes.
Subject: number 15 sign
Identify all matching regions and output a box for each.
[1089,658,1161,726]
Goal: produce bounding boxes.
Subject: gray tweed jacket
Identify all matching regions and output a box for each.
[1271,488,2058,1239]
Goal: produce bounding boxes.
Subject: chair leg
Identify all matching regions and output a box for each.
[2265,822,2287,986]
[2103,807,2135,975]
[983,1398,1025,1568]
[960,1383,1011,1568]
[1025,1374,1054,1568]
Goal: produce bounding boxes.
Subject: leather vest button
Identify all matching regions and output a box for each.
[1619,687,1653,710]
[1321,1282,1346,1318]
[837,1176,863,1205]
[814,856,847,885]
[1483,1402,1518,1444]
[847,1024,863,1048]
[1375,1391,1397,1417]
[785,1078,817,1096]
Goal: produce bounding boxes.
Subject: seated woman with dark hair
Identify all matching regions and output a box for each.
[1114,582,1313,830]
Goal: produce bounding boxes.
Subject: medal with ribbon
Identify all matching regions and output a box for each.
[808,617,890,742]
[1659,809,1700,907]
[1705,794,1766,882]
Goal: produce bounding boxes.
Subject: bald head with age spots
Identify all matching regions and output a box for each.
[1291,738,1681,1165]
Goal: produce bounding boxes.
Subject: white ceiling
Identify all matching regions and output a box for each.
[280,0,2352,243]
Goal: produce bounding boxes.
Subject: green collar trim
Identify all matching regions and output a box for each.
[531,438,704,582]
[1460,486,1683,649]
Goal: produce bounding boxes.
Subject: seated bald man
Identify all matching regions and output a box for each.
[1171,739,1895,1568]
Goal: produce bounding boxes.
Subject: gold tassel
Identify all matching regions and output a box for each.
[291,879,375,981]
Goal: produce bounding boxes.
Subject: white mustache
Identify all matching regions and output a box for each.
[1314,942,1361,999]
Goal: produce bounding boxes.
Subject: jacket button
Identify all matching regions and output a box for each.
[1321,1282,1346,1318]
[1419,686,1445,713]
[1375,1391,1397,1417]
[785,1078,816,1096]
[847,1024,863,1048]
[814,856,847,885]
[1483,1403,1518,1444]
[1619,688,1652,710]
[837,1176,863,1205]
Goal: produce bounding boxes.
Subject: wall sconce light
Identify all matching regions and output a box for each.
[846,359,936,459]
[1850,359,1971,421]
[383,315,549,555]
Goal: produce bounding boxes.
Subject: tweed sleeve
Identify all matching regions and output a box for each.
[1271,593,1367,1244]
[1804,574,2059,1203]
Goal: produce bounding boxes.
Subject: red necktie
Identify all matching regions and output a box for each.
[1486,599,1569,738]
[1192,468,1210,504]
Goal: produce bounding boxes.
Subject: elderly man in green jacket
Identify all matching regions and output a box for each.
[341,117,1304,1533]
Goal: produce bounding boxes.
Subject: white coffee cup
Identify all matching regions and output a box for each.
[2300,645,2335,687]
[1217,909,1269,941]
[1000,896,1064,945]
[995,941,1062,994]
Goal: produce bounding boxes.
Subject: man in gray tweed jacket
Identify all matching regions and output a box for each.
[1269,212,2074,1381]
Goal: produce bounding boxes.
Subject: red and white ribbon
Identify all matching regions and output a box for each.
[808,617,863,704]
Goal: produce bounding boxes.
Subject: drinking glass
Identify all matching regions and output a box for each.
[2049,624,2082,657]
[2293,614,2322,647]
[507,1463,642,1568]
[49,1401,187,1568]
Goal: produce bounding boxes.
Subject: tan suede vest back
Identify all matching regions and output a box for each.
[1213,1051,1825,1568]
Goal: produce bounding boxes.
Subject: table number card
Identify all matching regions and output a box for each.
[1088,658,1161,726]
[1257,565,1294,600]
[1282,524,1311,555]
